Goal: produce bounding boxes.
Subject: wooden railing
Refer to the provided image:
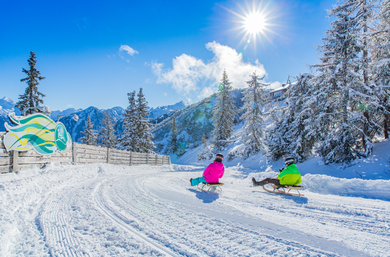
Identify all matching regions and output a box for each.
[0,133,171,173]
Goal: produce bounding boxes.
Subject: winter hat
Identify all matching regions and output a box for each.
[285,156,295,166]
[215,153,224,160]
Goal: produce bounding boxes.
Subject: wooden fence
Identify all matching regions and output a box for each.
[0,133,11,173]
[0,133,171,173]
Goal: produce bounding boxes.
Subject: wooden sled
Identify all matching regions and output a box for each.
[262,183,304,196]
[197,182,224,193]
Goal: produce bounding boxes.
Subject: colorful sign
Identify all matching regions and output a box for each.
[2,113,72,155]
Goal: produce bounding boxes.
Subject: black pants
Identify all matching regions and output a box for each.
[259,178,281,187]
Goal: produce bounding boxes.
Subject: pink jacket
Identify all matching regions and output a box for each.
[203,161,225,183]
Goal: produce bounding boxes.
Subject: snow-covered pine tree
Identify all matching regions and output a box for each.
[16,51,46,115]
[266,104,291,161]
[370,0,390,138]
[99,112,117,148]
[311,4,373,164]
[212,70,235,151]
[118,91,138,151]
[240,71,268,158]
[80,116,98,145]
[330,0,378,151]
[267,74,317,162]
[134,88,155,153]
[169,115,178,154]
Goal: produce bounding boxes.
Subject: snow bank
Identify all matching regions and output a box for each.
[303,174,390,201]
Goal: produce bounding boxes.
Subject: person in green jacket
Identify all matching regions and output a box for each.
[252,156,302,187]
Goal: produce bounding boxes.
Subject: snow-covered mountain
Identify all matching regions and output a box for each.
[0,97,21,131]
[50,108,83,121]
[0,97,188,143]
[147,100,189,120]
[152,89,244,155]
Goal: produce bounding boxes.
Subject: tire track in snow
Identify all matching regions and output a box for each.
[93,180,179,257]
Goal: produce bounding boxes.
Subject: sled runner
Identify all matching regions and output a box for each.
[197,182,224,192]
[262,183,304,196]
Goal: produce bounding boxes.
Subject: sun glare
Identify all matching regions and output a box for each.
[244,12,266,34]
[221,1,280,54]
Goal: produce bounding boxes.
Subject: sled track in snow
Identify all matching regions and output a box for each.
[93,180,179,257]
[37,184,87,257]
[97,173,360,257]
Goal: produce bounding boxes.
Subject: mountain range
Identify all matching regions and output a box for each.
[0,97,189,145]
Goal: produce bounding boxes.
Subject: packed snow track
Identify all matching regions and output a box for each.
[1,164,389,256]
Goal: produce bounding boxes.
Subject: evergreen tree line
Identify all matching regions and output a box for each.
[80,88,155,153]
[197,70,270,161]
[267,0,390,164]
[200,0,390,165]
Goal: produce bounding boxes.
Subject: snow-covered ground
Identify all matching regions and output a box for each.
[1,138,390,257]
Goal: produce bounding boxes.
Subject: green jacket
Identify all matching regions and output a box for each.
[278,163,302,185]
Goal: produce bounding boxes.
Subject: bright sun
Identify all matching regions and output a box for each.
[222,1,278,52]
[244,12,266,34]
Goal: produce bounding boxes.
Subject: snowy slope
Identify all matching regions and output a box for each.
[1,162,389,256]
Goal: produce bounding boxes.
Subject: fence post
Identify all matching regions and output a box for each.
[72,142,77,165]
[12,151,19,173]
[168,156,171,165]
[107,148,110,164]
[130,152,132,166]
[146,153,149,165]
[155,154,158,165]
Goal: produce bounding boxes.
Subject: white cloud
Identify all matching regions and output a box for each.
[119,45,139,56]
[151,41,268,99]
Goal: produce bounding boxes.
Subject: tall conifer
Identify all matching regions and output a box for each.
[240,71,268,158]
[80,116,98,145]
[118,91,137,151]
[16,51,46,115]
[99,112,117,148]
[135,88,155,153]
[370,0,390,138]
[170,116,178,154]
[212,70,235,151]
[311,4,373,164]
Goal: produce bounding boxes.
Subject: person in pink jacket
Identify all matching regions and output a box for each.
[190,153,225,186]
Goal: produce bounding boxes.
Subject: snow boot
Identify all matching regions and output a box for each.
[252,177,264,187]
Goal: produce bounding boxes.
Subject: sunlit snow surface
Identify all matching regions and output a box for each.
[1,161,389,256]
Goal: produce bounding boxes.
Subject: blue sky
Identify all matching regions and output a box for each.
[0,0,334,111]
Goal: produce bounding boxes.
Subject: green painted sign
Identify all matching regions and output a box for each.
[3,113,72,155]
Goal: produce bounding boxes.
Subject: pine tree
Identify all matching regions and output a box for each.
[311,4,373,164]
[16,51,46,115]
[80,116,98,145]
[99,112,117,148]
[240,71,268,158]
[170,116,178,154]
[266,105,291,161]
[330,0,377,151]
[118,91,138,151]
[285,74,317,161]
[212,70,235,151]
[267,74,316,162]
[134,88,155,153]
[370,0,390,138]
